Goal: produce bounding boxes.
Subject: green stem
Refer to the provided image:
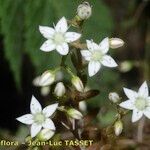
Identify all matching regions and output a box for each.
[65,66,75,77]
[60,55,67,67]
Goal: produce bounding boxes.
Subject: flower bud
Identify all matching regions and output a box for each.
[71,76,84,92]
[39,70,55,86]
[77,2,92,20]
[109,92,120,103]
[120,61,133,73]
[114,120,123,136]
[37,129,55,141]
[55,70,64,81]
[33,76,41,87]
[54,82,66,97]
[109,38,124,49]
[79,101,87,113]
[41,86,50,96]
[67,108,83,120]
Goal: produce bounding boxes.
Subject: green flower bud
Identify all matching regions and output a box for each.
[114,120,123,136]
[71,76,84,92]
[120,61,133,73]
[41,86,50,96]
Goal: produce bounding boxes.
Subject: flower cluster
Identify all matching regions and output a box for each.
[16,2,149,146]
[39,17,123,77]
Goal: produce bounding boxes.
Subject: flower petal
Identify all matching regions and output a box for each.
[65,32,81,43]
[81,50,92,61]
[101,55,118,67]
[88,61,101,77]
[43,103,58,117]
[55,17,68,33]
[138,81,149,98]
[42,118,56,130]
[31,123,42,138]
[86,40,99,51]
[119,100,134,110]
[132,109,143,122]
[144,107,150,119]
[40,40,56,52]
[123,88,138,100]
[56,43,69,55]
[99,37,109,53]
[39,26,55,39]
[147,97,150,107]
[30,96,42,114]
[16,114,34,125]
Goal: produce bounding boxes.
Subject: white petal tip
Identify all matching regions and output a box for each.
[40,46,50,52]
[89,73,94,77]
[16,118,19,121]
[62,16,66,20]
[53,103,59,108]
[113,63,118,67]
[143,81,147,85]
[123,87,127,92]
[40,47,46,52]
[131,120,136,123]
[131,118,139,123]
[39,25,44,32]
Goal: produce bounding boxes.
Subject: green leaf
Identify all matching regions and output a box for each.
[0,0,24,89]
[24,0,61,75]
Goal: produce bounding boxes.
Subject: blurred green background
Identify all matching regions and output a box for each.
[0,0,149,146]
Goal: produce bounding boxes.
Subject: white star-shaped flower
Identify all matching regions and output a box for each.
[16,96,58,138]
[81,38,118,77]
[119,81,150,122]
[39,17,81,55]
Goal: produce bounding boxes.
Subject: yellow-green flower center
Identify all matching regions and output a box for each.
[34,113,45,124]
[135,97,147,111]
[53,32,65,44]
[92,51,103,61]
